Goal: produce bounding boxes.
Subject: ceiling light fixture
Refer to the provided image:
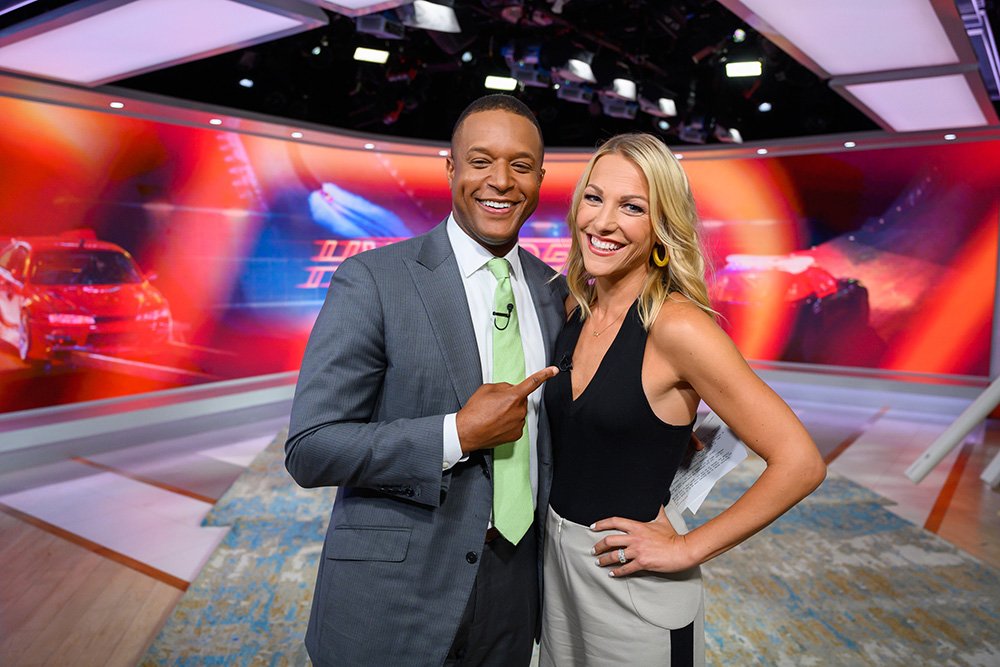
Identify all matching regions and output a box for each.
[354,46,390,63]
[0,0,328,86]
[484,75,518,91]
[725,61,762,78]
[397,0,461,34]
[839,72,988,132]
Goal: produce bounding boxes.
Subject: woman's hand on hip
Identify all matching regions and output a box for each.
[590,506,698,576]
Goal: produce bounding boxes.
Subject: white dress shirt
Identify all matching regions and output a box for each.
[442,214,545,507]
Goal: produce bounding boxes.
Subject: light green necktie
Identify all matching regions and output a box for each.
[487,257,533,545]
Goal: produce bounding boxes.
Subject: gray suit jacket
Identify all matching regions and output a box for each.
[285,221,568,666]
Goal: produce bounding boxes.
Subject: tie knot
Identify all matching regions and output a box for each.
[486,257,511,281]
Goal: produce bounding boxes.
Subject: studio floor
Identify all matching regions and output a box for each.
[0,383,997,666]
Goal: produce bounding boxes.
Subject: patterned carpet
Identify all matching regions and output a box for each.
[142,431,1000,666]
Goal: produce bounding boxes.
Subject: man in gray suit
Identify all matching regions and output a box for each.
[285,94,568,666]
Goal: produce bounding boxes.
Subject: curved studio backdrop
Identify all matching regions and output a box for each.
[0,92,996,413]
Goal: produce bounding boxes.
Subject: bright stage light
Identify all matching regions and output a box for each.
[485,75,518,91]
[725,61,762,78]
[354,46,390,64]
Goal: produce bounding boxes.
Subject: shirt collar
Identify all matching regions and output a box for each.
[447,213,523,281]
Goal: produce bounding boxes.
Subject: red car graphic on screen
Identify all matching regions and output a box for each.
[0,232,171,362]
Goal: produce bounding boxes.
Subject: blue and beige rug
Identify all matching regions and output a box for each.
[142,432,1000,666]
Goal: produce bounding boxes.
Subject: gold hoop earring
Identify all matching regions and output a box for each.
[651,244,669,267]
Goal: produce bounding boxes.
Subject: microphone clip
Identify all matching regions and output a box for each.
[493,303,514,330]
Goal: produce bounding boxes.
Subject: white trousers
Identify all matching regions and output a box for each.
[539,504,705,666]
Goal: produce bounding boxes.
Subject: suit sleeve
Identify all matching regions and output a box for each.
[285,256,446,508]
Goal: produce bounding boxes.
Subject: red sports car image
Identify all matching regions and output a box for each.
[0,232,171,363]
[710,254,884,366]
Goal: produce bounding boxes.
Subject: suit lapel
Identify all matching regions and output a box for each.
[407,222,483,405]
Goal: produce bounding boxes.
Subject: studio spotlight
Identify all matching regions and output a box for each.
[714,125,743,143]
[732,28,747,43]
[639,96,677,118]
[607,78,637,101]
[600,93,638,119]
[461,51,473,63]
[397,1,461,34]
[510,63,551,88]
[657,119,671,131]
[239,78,254,88]
[554,51,597,84]
[725,61,762,78]
[556,80,593,104]
[757,101,772,112]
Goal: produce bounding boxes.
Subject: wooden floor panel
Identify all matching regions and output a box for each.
[0,513,182,667]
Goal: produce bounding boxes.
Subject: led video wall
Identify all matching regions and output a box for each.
[0,93,995,412]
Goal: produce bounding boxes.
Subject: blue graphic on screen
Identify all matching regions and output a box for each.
[308,182,411,238]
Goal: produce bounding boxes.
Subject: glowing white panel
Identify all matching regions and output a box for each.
[484,75,517,91]
[0,0,327,86]
[844,74,988,131]
[354,46,389,63]
[725,61,761,77]
[739,0,960,75]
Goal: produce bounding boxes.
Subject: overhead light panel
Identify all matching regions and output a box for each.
[732,0,960,76]
[484,75,518,91]
[725,61,762,77]
[0,0,328,86]
[354,46,389,63]
[718,0,999,131]
[838,72,989,132]
[398,1,461,34]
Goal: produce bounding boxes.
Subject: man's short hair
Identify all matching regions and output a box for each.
[450,94,544,154]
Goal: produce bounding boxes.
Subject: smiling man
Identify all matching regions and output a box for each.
[285,94,568,666]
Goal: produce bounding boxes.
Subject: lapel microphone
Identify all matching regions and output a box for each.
[493,303,514,330]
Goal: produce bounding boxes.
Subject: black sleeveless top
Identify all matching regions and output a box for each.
[546,300,695,526]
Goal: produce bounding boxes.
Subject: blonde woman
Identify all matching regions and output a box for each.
[539,134,826,666]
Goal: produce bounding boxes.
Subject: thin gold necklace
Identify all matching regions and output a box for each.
[590,305,628,337]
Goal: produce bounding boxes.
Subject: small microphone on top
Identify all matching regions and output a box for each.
[493,303,513,330]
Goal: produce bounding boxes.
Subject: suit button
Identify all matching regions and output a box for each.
[466,551,478,564]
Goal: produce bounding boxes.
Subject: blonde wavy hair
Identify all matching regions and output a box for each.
[564,133,714,328]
